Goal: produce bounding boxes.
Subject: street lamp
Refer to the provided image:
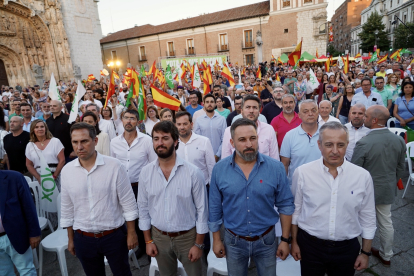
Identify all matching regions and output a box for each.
[374,30,379,51]
[107,60,121,72]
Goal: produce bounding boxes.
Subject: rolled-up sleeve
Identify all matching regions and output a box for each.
[359,174,377,239]
[192,169,209,234]
[275,164,294,215]
[208,166,223,232]
[116,164,139,222]
[138,168,151,231]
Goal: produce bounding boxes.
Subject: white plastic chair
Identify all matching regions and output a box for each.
[207,231,228,276]
[39,194,69,276]
[149,256,187,276]
[388,127,407,138]
[27,181,54,233]
[104,247,140,269]
[276,255,301,276]
[387,117,397,128]
[24,176,32,183]
[403,142,414,198]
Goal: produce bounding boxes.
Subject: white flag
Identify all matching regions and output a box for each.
[308,69,320,90]
[337,56,344,69]
[193,63,202,89]
[37,147,59,212]
[48,73,61,101]
[68,80,86,123]
[238,69,242,84]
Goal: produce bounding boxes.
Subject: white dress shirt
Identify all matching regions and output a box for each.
[99,119,117,140]
[318,115,340,127]
[176,132,215,185]
[60,153,139,232]
[110,131,157,183]
[292,157,376,241]
[138,155,209,234]
[345,123,370,161]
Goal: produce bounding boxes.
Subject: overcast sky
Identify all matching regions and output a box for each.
[98,0,346,36]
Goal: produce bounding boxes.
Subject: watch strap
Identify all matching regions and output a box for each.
[360,249,372,256]
[280,236,292,244]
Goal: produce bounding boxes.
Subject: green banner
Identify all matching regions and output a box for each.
[161,55,228,69]
[165,65,174,89]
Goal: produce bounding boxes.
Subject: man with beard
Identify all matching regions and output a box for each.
[271,94,302,149]
[344,104,370,161]
[194,94,227,162]
[110,109,157,257]
[38,102,51,121]
[209,118,294,276]
[138,121,208,276]
[222,95,279,160]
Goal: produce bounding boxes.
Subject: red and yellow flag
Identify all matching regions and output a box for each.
[316,48,319,58]
[277,57,283,64]
[180,63,186,79]
[276,72,280,82]
[87,74,95,82]
[241,67,246,76]
[148,61,156,76]
[221,64,235,87]
[100,70,105,76]
[354,53,361,59]
[343,54,349,74]
[113,72,120,80]
[288,41,302,66]
[207,66,213,85]
[150,85,181,111]
[104,71,116,108]
[256,66,261,79]
[377,54,388,64]
[325,58,330,73]
[203,70,211,95]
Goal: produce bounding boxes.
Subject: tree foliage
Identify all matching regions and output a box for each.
[393,22,414,49]
[326,44,341,57]
[358,11,390,53]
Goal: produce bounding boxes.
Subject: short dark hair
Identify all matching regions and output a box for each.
[81,111,101,135]
[234,95,243,102]
[400,81,414,98]
[361,77,372,86]
[241,94,261,108]
[203,93,216,103]
[70,122,97,139]
[152,121,179,150]
[124,109,140,120]
[175,111,192,123]
[20,102,31,109]
[375,76,384,83]
[230,118,257,139]
[213,85,221,90]
[100,105,113,118]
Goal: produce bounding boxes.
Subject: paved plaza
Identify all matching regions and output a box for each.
[37,169,414,276]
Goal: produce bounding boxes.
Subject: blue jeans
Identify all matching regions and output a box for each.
[224,228,277,276]
[73,225,131,276]
[338,115,348,125]
[0,234,36,276]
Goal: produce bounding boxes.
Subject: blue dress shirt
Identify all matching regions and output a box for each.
[208,152,294,236]
[193,111,227,157]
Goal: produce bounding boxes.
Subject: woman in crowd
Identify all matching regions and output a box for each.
[323,84,341,117]
[81,111,110,155]
[328,74,338,92]
[393,81,414,129]
[216,97,230,118]
[347,71,355,83]
[294,74,307,103]
[385,73,401,103]
[160,108,174,122]
[336,84,355,124]
[64,93,74,113]
[144,106,160,136]
[2,95,10,111]
[403,77,412,85]
[337,81,346,94]
[322,74,329,84]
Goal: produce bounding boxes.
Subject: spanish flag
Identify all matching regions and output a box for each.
[390,49,401,60]
[277,57,283,64]
[256,66,261,79]
[104,71,116,108]
[100,70,105,76]
[315,48,319,58]
[288,41,302,66]
[221,64,235,87]
[325,58,330,73]
[377,54,388,64]
[241,67,246,76]
[180,63,186,79]
[354,53,361,59]
[207,66,213,85]
[276,73,280,82]
[343,54,349,74]
[87,74,95,82]
[150,85,181,111]
[113,72,120,80]
[148,61,156,76]
[203,70,211,95]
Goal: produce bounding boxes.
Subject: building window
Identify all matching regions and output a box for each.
[139,46,146,61]
[284,29,289,33]
[403,14,407,23]
[111,50,117,60]
[168,42,175,56]
[187,39,194,55]
[319,23,326,34]
[219,34,228,51]
[245,54,254,65]
[244,30,253,48]
[304,0,312,3]
[283,0,291,7]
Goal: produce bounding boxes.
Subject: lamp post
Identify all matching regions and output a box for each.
[374,30,379,52]
[107,61,121,73]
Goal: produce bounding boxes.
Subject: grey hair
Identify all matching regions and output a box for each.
[368,69,375,73]
[230,118,257,139]
[282,94,296,102]
[299,99,317,112]
[86,103,100,112]
[319,121,349,143]
[354,79,361,84]
[319,100,332,108]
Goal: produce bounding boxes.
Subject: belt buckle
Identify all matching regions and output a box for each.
[93,231,104,238]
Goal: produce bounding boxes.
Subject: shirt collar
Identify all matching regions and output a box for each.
[319,156,346,175]
[298,124,319,136]
[73,151,105,173]
[202,111,219,118]
[120,130,143,143]
[155,154,184,170]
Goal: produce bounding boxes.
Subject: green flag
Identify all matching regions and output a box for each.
[137,75,145,121]
[401,48,412,54]
[368,52,378,63]
[280,54,289,63]
[165,65,174,89]
[125,82,134,107]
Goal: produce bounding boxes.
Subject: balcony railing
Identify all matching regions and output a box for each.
[139,55,147,61]
[242,40,254,49]
[185,48,195,56]
[218,44,229,52]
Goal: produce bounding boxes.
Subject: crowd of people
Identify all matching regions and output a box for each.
[0,55,413,276]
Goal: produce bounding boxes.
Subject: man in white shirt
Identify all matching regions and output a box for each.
[61,123,139,276]
[351,78,384,108]
[110,109,157,257]
[345,104,370,161]
[318,100,340,127]
[291,121,376,276]
[86,103,116,140]
[138,121,208,276]
[81,88,103,109]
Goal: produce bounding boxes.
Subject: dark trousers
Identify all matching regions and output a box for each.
[297,228,360,276]
[73,225,131,276]
[132,185,146,252]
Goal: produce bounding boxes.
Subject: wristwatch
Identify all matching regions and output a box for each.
[360,250,372,256]
[194,243,205,250]
[280,236,292,244]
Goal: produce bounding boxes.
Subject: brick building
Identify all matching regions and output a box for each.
[100,0,328,71]
[330,0,371,54]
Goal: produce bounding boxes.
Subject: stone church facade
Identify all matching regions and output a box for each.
[0,0,103,88]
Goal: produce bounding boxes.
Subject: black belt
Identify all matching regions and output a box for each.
[227,226,274,242]
[299,228,356,247]
[0,232,6,237]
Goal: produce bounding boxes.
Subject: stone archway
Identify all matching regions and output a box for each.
[0,59,8,87]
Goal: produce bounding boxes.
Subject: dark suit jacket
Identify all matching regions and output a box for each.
[351,128,406,205]
[0,171,41,254]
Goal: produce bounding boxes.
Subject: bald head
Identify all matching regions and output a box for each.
[364,105,389,129]
[50,100,63,116]
[349,104,366,128]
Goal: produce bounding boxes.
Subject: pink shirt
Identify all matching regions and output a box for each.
[221,120,280,160]
[270,112,302,148]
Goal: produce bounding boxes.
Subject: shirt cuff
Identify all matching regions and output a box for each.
[123,210,139,222]
[277,205,295,216]
[195,222,209,234]
[139,218,151,231]
[292,214,299,225]
[361,227,377,240]
[60,218,74,229]
[208,219,223,233]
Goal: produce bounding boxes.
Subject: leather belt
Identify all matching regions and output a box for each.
[299,228,356,247]
[154,226,191,237]
[131,182,138,187]
[76,227,120,238]
[0,232,6,237]
[227,225,274,242]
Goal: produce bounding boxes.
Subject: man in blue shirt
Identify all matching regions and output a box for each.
[209,118,294,276]
[185,92,202,116]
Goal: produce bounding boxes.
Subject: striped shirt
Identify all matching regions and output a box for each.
[138,155,209,234]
